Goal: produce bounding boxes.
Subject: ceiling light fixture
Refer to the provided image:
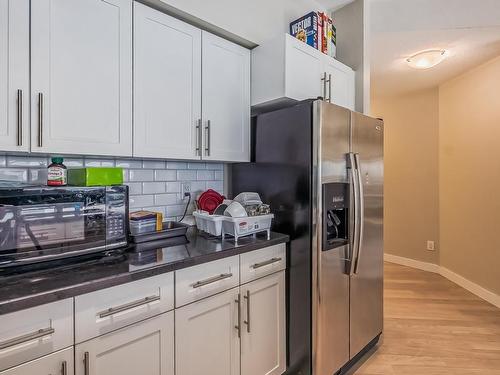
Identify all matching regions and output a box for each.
[406,49,448,70]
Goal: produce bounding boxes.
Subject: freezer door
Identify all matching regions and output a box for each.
[350,112,384,358]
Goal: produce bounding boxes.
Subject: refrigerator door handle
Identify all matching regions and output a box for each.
[354,153,365,274]
[347,152,360,275]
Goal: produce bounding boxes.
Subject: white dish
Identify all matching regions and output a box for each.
[223,201,248,218]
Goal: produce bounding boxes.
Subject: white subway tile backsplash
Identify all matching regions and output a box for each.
[177,170,197,181]
[0,154,224,219]
[84,159,115,167]
[129,169,154,182]
[197,170,215,181]
[126,182,142,195]
[155,170,177,181]
[166,161,187,169]
[207,163,223,170]
[29,169,48,184]
[7,156,48,168]
[142,182,166,194]
[188,162,205,169]
[154,193,179,206]
[166,182,181,193]
[206,181,224,194]
[143,160,166,169]
[130,194,155,209]
[116,159,142,168]
[60,158,84,167]
[0,168,28,182]
[165,204,187,217]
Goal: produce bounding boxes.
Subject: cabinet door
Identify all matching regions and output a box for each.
[285,35,324,101]
[0,0,29,151]
[134,3,201,160]
[31,0,132,156]
[0,348,73,375]
[202,32,250,162]
[241,272,286,375]
[75,312,174,375]
[323,59,355,111]
[176,287,240,375]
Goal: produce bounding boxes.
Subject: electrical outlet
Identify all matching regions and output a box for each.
[181,182,191,199]
[426,240,435,251]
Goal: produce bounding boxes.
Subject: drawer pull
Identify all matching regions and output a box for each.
[243,290,251,333]
[235,293,241,338]
[192,273,233,289]
[0,327,55,350]
[251,257,282,269]
[98,295,161,319]
[61,360,68,375]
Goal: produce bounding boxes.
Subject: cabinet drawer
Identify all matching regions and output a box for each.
[176,256,239,307]
[75,273,174,343]
[240,244,286,284]
[0,347,74,375]
[0,299,73,371]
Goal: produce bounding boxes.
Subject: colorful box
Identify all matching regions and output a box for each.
[290,12,319,49]
[68,167,124,186]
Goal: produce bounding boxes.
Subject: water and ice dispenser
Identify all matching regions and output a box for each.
[322,183,349,251]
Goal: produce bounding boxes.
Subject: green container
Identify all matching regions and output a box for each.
[68,167,123,186]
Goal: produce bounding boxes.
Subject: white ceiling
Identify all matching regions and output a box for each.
[315,0,354,11]
[370,0,500,96]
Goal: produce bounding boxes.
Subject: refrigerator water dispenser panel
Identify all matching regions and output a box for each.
[322,182,349,251]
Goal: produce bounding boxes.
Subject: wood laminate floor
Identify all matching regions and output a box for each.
[346,262,500,375]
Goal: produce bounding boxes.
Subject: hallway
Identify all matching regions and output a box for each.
[347,263,500,374]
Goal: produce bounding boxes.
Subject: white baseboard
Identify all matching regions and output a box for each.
[384,253,440,273]
[384,253,500,309]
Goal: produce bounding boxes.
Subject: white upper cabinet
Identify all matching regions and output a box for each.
[0,0,29,152]
[252,34,356,111]
[30,0,133,156]
[202,32,250,162]
[133,3,202,160]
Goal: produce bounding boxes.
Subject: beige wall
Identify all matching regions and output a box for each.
[439,56,500,295]
[372,88,440,264]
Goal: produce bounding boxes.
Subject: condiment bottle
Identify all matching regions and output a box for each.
[47,157,67,186]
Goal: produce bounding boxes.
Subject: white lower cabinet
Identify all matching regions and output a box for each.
[75,312,174,375]
[0,347,73,375]
[241,272,286,375]
[176,287,241,375]
[176,271,286,375]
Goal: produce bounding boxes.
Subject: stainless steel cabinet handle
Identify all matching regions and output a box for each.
[38,93,43,147]
[196,119,202,156]
[235,293,241,338]
[251,257,282,269]
[97,295,160,319]
[0,327,55,350]
[243,290,251,333]
[347,152,360,276]
[205,120,211,156]
[192,272,233,289]
[327,74,332,102]
[61,360,68,375]
[321,72,327,100]
[354,153,364,274]
[83,352,90,375]
[16,89,22,146]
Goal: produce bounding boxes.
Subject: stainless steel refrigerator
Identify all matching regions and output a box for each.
[229,99,383,375]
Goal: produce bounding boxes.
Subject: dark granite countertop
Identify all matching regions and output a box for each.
[0,228,289,315]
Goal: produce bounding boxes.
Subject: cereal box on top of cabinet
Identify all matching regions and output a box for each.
[289,11,319,49]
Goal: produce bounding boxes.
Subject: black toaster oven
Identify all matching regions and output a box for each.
[0,184,128,267]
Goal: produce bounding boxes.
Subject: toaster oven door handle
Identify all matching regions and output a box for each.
[97,295,161,319]
[0,327,55,351]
